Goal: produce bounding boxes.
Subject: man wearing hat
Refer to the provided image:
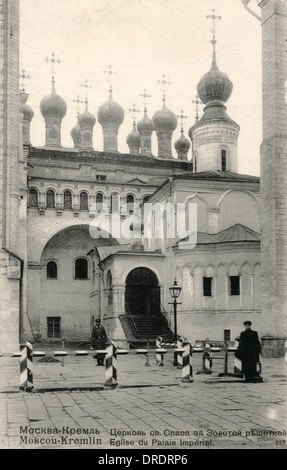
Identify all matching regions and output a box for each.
[91,319,108,366]
[237,321,261,382]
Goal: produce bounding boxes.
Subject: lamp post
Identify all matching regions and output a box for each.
[169,279,182,366]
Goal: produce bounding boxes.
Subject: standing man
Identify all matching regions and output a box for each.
[237,321,262,382]
[91,319,108,366]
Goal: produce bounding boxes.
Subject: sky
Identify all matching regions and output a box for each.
[19,0,263,176]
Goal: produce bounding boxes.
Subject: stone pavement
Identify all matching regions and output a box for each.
[0,345,286,450]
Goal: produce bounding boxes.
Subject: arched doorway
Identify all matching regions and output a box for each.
[125,267,160,315]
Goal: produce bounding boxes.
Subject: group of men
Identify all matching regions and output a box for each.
[91,318,264,381]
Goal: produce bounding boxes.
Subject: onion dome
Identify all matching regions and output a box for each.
[197,39,233,105]
[40,83,67,119]
[20,92,34,121]
[78,108,96,127]
[174,130,190,154]
[71,119,81,147]
[97,90,124,126]
[137,108,155,134]
[152,105,177,131]
[126,123,140,147]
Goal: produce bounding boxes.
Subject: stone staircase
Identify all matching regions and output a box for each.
[119,311,174,348]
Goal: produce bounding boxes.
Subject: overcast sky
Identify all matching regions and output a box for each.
[19,0,262,175]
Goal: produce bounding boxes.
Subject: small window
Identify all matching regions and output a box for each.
[194,153,197,173]
[203,277,213,297]
[47,261,57,279]
[64,191,72,210]
[96,192,104,205]
[80,191,88,210]
[28,189,38,208]
[46,190,55,208]
[221,149,227,171]
[96,175,107,182]
[229,276,240,296]
[126,194,134,214]
[47,317,61,338]
[75,258,88,279]
[111,193,120,212]
[224,330,231,342]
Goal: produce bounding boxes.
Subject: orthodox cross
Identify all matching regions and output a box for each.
[129,103,140,124]
[192,95,202,122]
[81,79,91,109]
[104,65,117,96]
[140,88,151,115]
[158,74,170,107]
[73,95,83,116]
[177,110,187,133]
[207,8,221,41]
[45,53,61,86]
[20,69,30,93]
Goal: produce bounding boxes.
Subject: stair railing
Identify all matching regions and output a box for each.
[125,302,140,338]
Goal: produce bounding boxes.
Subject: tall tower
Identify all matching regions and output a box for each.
[40,54,67,148]
[258,0,287,355]
[189,10,240,173]
[78,81,96,151]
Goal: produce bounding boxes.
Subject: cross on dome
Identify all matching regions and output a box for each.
[81,79,91,109]
[73,95,83,116]
[129,103,140,124]
[140,89,151,116]
[177,110,187,133]
[206,9,222,67]
[192,95,202,122]
[104,65,117,98]
[158,74,171,108]
[20,69,30,93]
[45,53,61,87]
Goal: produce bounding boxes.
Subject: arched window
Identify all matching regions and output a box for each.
[126,194,135,214]
[47,261,57,279]
[28,188,38,208]
[64,190,72,210]
[75,258,88,279]
[221,149,227,171]
[96,192,104,204]
[46,190,55,208]
[111,193,120,212]
[80,191,88,210]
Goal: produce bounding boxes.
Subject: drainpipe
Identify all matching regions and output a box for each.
[2,247,24,342]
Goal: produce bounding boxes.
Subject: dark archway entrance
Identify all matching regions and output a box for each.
[125,267,160,315]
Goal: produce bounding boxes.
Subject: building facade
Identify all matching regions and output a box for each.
[0,0,286,355]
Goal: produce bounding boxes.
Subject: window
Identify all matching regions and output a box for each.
[126,194,134,214]
[194,153,197,173]
[203,277,213,297]
[96,175,107,182]
[96,192,103,204]
[75,258,88,279]
[47,261,57,279]
[221,149,227,171]
[63,191,72,210]
[111,193,120,212]
[224,330,231,342]
[28,189,38,208]
[80,191,88,210]
[229,276,240,296]
[46,190,55,208]
[47,317,61,338]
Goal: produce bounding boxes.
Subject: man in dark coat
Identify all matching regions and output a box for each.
[91,319,108,365]
[237,321,261,382]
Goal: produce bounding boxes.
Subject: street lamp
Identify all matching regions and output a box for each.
[169,279,182,365]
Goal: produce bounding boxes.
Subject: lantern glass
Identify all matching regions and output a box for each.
[169,279,182,299]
